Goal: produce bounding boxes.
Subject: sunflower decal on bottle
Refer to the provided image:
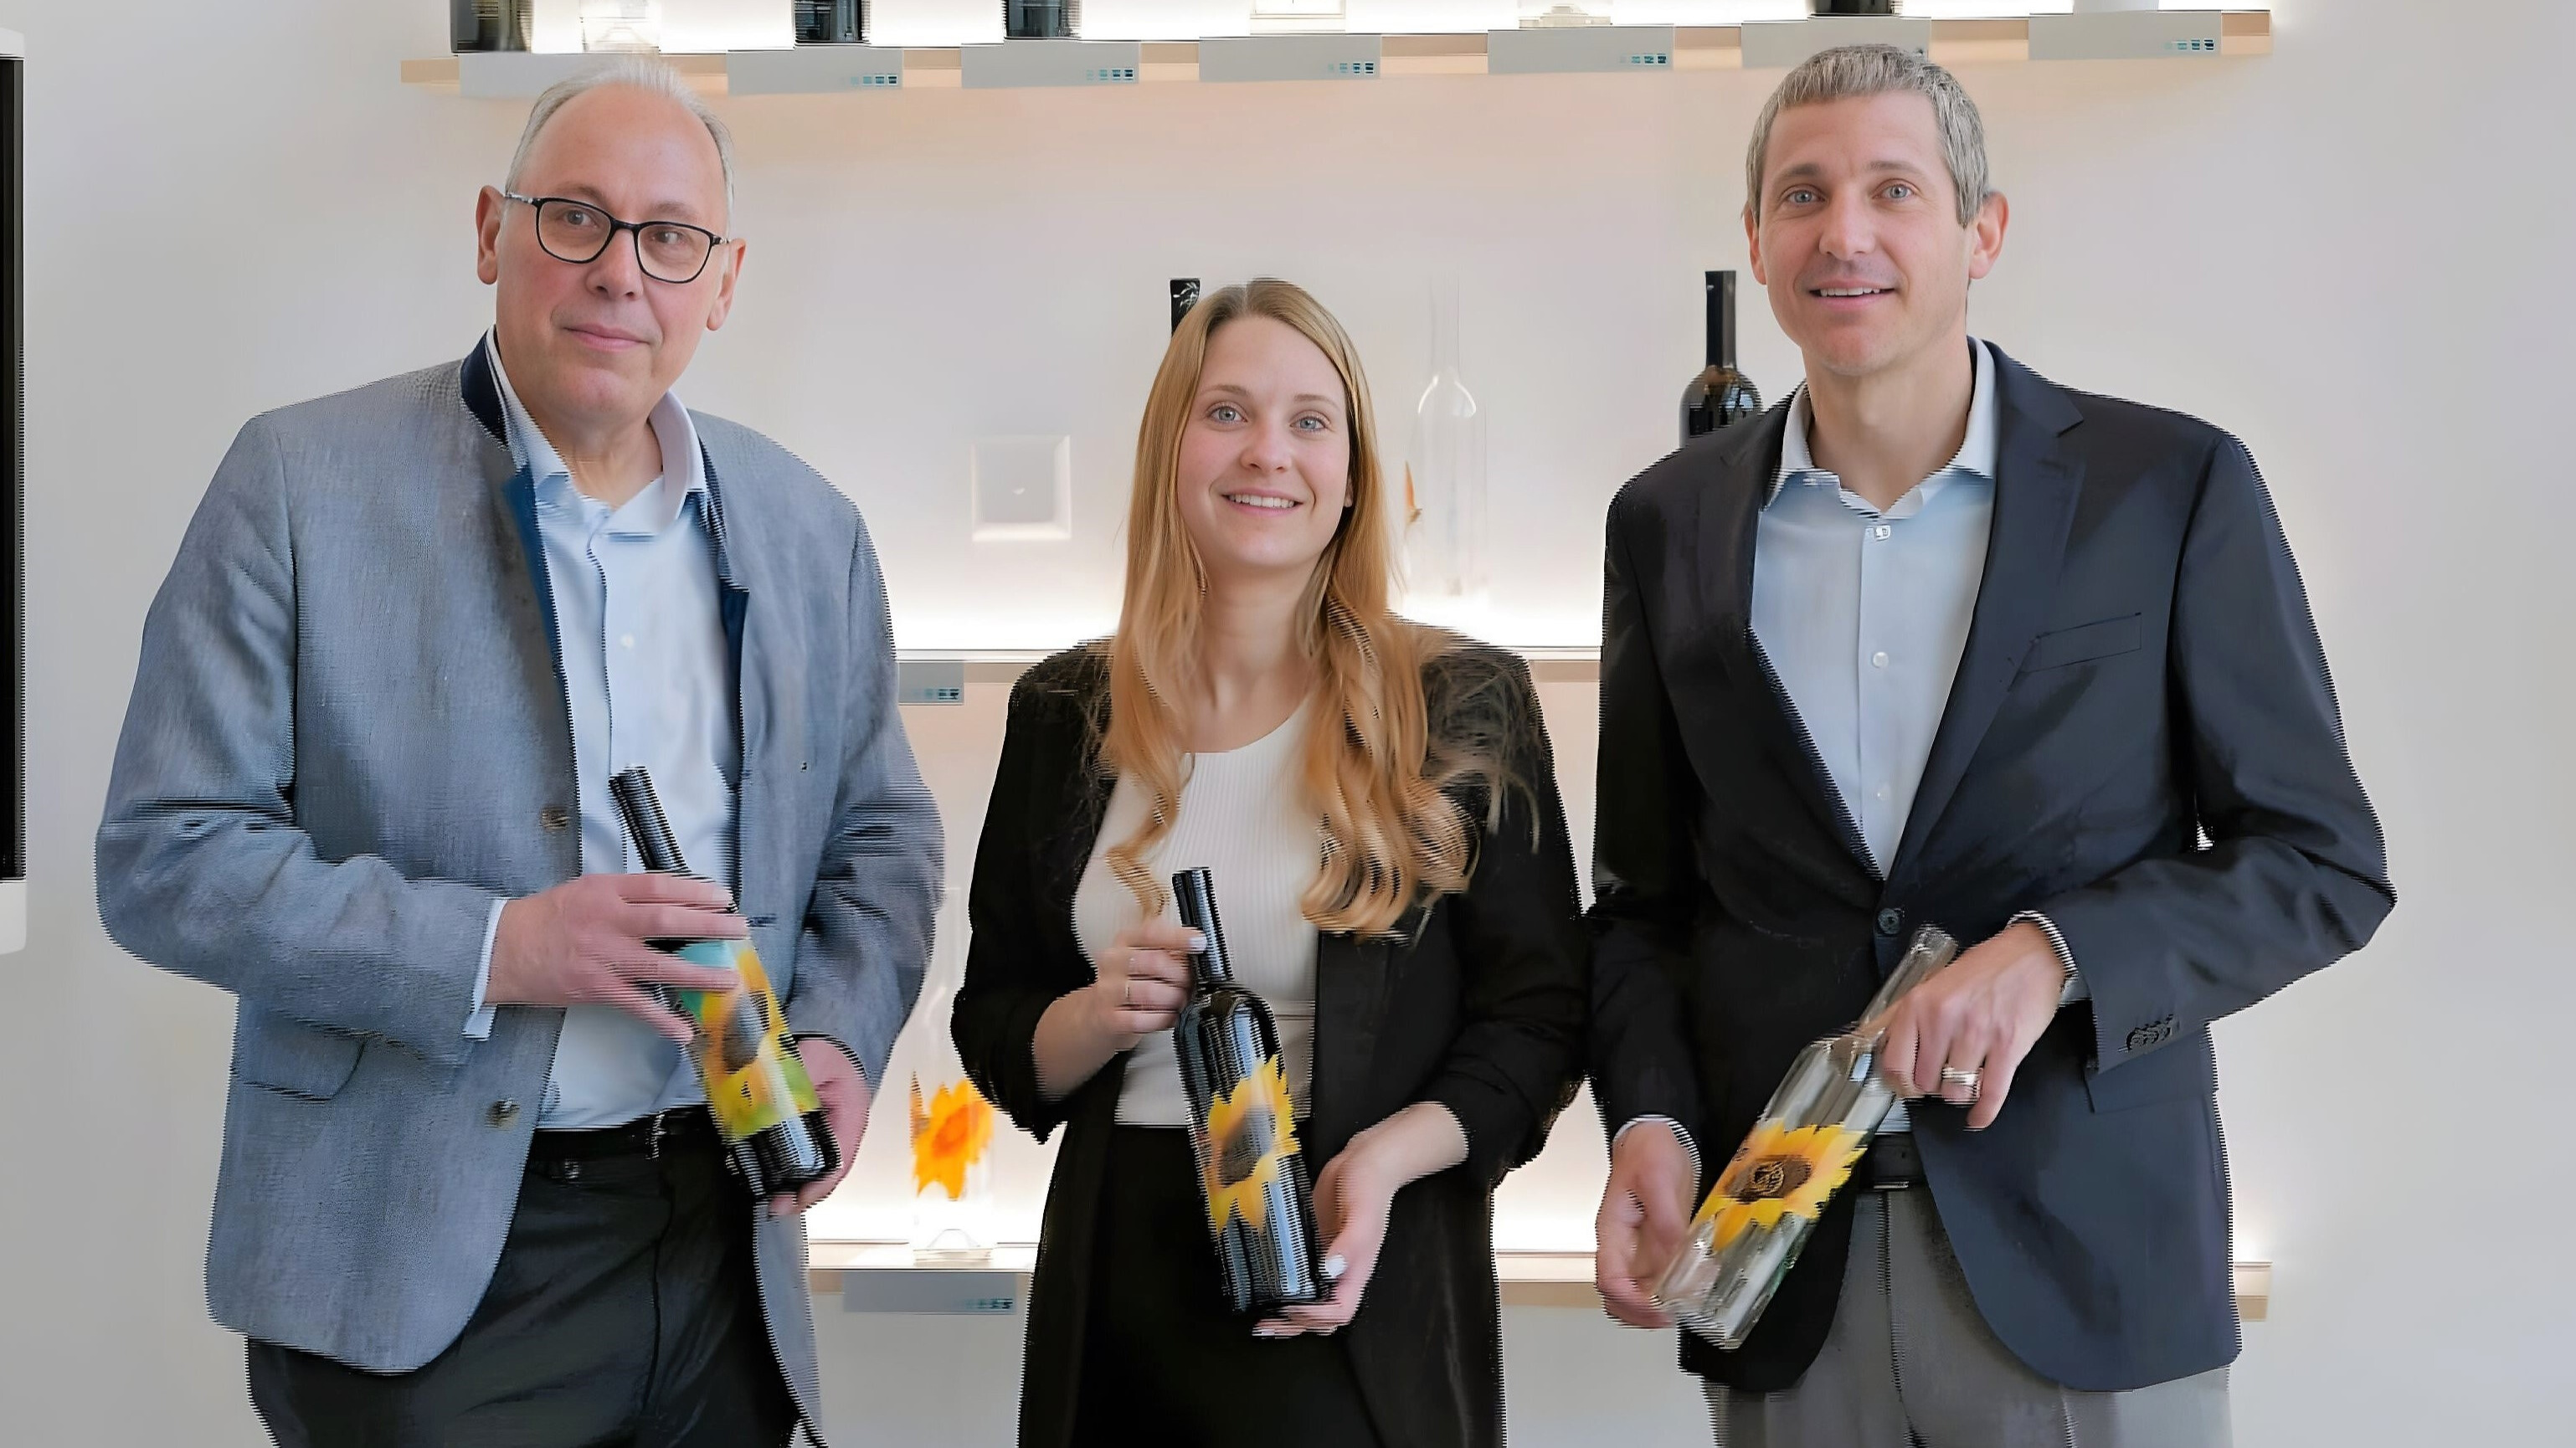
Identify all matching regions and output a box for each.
[909,1074,996,1202]
[1198,1055,1300,1235]
[1694,1121,1869,1250]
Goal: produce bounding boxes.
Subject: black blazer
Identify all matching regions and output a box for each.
[954,641,1588,1448]
[1588,348,2394,1394]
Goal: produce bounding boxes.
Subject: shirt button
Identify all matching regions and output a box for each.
[1875,784,1891,800]
[487,1099,521,1127]
[1873,524,1893,541]
[620,634,636,650]
[1871,651,1890,669]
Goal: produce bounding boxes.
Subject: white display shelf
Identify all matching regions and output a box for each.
[809,1240,2274,1320]
[892,646,1602,693]
[398,13,2272,95]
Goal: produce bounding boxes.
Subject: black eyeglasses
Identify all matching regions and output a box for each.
[504,192,727,285]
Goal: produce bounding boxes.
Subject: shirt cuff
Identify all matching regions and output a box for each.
[1614,1114,1701,1189]
[2011,910,2088,1006]
[465,898,503,1040]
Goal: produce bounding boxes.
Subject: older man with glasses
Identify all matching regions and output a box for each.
[95,57,941,1446]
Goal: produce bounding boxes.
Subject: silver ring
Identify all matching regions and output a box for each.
[1938,1065,1982,1096]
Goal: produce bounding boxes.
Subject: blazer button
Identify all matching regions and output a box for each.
[2126,1027,2157,1053]
[539,805,572,832]
[488,1099,521,1127]
[1875,908,1905,938]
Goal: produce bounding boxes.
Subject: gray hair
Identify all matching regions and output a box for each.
[1744,44,1992,228]
[505,56,736,224]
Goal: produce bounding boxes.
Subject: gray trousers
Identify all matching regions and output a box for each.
[1705,1191,2232,1448]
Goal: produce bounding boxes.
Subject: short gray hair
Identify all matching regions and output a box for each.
[505,56,736,223]
[1744,44,1992,228]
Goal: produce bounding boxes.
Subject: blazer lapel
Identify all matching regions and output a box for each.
[1887,352,2086,881]
[460,343,564,679]
[1695,406,1879,877]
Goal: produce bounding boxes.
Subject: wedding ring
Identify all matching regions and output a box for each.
[1939,1065,1982,1096]
[1120,978,1134,1009]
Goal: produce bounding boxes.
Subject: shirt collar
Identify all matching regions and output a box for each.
[483,330,704,529]
[1770,337,1998,507]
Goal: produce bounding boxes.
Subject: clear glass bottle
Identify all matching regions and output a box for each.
[1402,275,1488,602]
[579,0,663,54]
[1654,926,1958,1349]
[905,937,999,1263]
[1518,1,1612,27]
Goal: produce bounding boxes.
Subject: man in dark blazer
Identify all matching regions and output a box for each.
[1586,46,2393,1448]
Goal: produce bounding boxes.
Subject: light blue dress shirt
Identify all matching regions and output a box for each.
[465,332,743,1130]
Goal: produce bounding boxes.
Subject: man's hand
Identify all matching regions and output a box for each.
[1595,1119,1696,1329]
[769,1037,872,1218]
[1874,921,2069,1131]
[487,874,747,1043]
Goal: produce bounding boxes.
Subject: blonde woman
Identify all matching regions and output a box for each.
[953,280,1586,1448]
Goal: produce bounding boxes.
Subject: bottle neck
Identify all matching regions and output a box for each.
[1705,270,1737,370]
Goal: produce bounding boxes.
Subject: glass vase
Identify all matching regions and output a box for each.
[1402,275,1488,602]
[580,0,663,53]
[905,947,1000,1263]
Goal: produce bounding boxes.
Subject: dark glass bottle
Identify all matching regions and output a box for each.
[794,0,867,44]
[1003,0,1080,39]
[609,768,840,1199]
[1170,277,1201,334]
[1682,270,1764,444]
[1170,868,1328,1316]
[451,0,533,53]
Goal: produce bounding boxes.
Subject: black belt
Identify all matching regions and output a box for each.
[531,1106,717,1162]
[1855,1131,1923,1190]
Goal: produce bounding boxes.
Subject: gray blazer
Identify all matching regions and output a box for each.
[95,344,943,1437]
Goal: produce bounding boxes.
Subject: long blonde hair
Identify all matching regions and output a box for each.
[1102,278,1484,939]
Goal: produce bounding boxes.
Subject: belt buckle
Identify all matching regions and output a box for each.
[648,1111,668,1160]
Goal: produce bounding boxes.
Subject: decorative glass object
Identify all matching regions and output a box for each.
[1251,0,1347,34]
[1401,276,1487,601]
[1654,927,1958,1349]
[906,946,999,1263]
[452,0,533,53]
[1682,270,1764,444]
[579,0,663,53]
[794,0,866,44]
[1518,1,1612,27]
[1003,0,1081,39]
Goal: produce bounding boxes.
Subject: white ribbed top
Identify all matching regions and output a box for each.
[1073,707,1321,1127]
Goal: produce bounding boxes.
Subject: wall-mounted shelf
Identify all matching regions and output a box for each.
[400,12,2270,96]
[810,1240,2274,1321]
[892,646,1601,701]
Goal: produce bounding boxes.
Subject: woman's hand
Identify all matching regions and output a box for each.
[1256,1146,1389,1338]
[1255,1102,1468,1338]
[1031,920,1201,1100]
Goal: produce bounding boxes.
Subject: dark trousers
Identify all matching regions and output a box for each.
[249,1113,800,1448]
[1067,1127,1381,1448]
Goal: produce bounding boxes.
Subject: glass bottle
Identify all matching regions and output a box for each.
[905,932,999,1263]
[1003,0,1080,39]
[579,0,663,54]
[1402,275,1488,601]
[452,0,534,53]
[1654,926,1958,1349]
[1681,270,1764,444]
[1171,868,1328,1316]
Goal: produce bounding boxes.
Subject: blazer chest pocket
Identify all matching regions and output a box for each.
[231,1005,365,1103]
[2023,614,2144,673]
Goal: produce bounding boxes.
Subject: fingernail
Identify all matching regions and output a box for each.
[1185,932,1206,952]
[1323,1255,1347,1279]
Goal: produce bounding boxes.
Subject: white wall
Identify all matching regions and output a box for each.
[1,1,2568,1444]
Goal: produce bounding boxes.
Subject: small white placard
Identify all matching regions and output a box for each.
[1485,25,1676,77]
[960,39,1144,90]
[1197,34,1384,84]
[2029,12,2229,62]
[727,45,906,94]
[1739,17,1934,71]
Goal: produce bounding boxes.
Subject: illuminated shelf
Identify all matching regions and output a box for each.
[810,1241,2274,1320]
[398,13,2271,96]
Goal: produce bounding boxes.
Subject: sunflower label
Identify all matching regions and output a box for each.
[1198,1055,1301,1235]
[1692,1120,1870,1251]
